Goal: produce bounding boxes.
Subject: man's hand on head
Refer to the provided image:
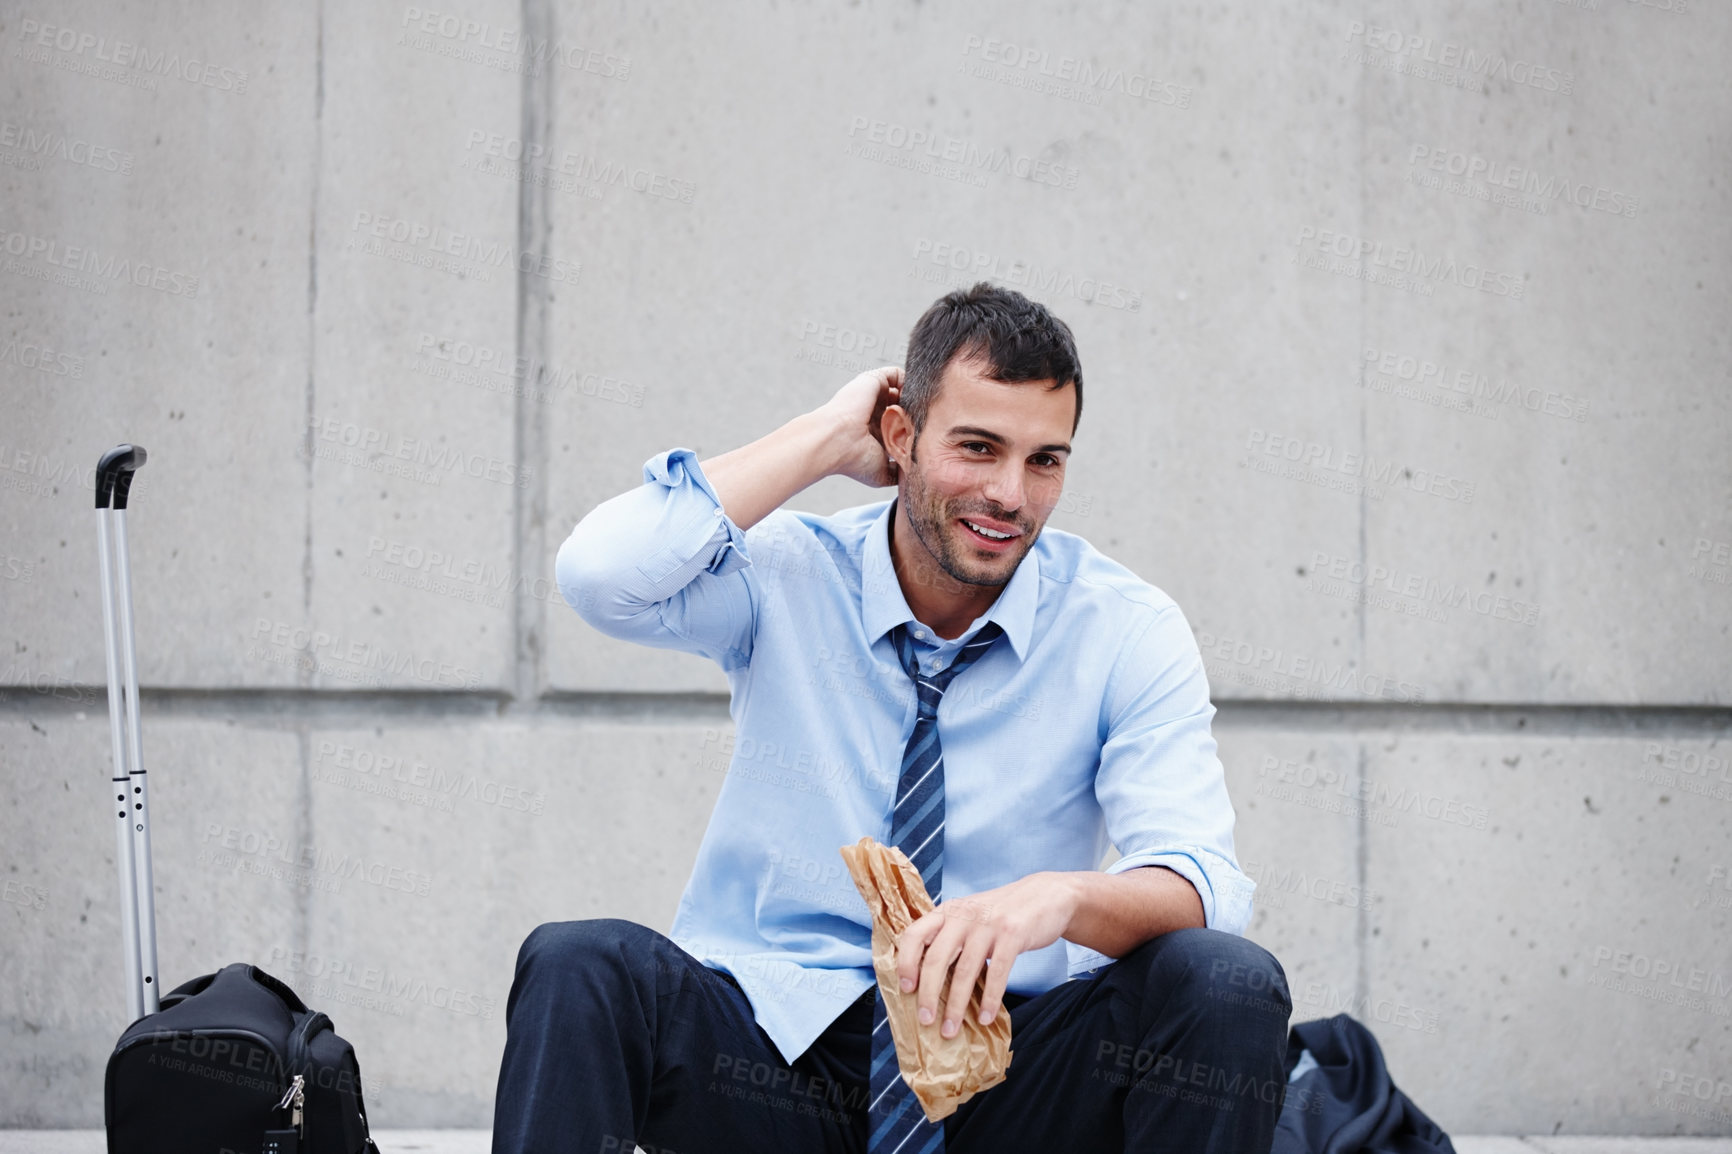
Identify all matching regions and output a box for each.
[819,365,904,489]
[893,871,1077,1039]
[699,365,904,530]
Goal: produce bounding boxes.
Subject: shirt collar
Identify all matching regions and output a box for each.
[860,499,1037,662]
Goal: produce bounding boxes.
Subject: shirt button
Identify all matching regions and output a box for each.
[931,658,945,671]
[913,629,926,640]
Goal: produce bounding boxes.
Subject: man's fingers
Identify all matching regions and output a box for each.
[943,937,992,1038]
[916,923,967,1027]
[977,952,1013,1026]
[895,911,943,993]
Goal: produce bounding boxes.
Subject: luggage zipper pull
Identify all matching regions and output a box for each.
[276,1073,306,1131]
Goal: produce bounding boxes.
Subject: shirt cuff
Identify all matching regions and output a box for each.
[1061,849,1257,979]
[643,448,752,578]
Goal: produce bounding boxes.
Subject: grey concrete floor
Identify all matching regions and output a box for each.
[3,1134,1729,1153]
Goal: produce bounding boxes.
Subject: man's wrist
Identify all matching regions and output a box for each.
[803,402,863,481]
[786,408,834,483]
[1046,870,1088,938]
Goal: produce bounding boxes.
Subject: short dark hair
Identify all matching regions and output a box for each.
[901,282,1083,436]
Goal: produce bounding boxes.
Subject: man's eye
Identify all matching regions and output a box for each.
[962,442,991,454]
[1031,455,1058,468]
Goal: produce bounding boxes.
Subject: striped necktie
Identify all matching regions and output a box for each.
[868,620,1004,1154]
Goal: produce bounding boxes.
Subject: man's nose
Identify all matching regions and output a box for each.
[980,461,1026,512]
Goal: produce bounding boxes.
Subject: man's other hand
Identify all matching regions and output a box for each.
[820,366,903,489]
[892,866,1206,1040]
[700,365,903,530]
[893,871,1076,1039]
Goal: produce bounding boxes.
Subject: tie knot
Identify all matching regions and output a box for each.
[892,622,1003,717]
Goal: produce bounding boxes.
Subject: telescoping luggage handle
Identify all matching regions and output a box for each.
[96,444,159,1023]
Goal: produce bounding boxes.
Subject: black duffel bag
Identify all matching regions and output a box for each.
[106,962,381,1154]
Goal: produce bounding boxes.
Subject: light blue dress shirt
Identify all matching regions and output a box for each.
[556,448,1254,1063]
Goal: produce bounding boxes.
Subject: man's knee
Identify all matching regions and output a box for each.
[516,917,659,982]
[505,918,672,1029]
[1135,928,1291,1021]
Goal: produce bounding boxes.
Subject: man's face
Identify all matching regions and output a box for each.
[897,356,1075,588]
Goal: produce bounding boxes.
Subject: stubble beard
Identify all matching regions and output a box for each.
[900,449,1038,589]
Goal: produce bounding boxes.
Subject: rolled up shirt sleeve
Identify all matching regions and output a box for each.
[1084,602,1255,950]
[555,448,758,670]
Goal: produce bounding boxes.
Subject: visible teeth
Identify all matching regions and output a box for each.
[964,519,1012,540]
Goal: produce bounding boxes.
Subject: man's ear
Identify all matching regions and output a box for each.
[881,403,916,466]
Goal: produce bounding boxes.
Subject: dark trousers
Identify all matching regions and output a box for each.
[492,918,1291,1154]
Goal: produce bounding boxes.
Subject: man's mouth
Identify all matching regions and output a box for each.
[959,517,1021,545]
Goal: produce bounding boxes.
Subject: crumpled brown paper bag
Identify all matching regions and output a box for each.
[840,837,1012,1122]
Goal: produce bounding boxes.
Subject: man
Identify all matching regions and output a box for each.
[494,283,1291,1153]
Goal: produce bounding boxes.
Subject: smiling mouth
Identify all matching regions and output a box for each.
[960,517,1020,544]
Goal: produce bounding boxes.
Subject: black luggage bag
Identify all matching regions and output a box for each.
[93,447,382,1154]
[106,963,381,1154]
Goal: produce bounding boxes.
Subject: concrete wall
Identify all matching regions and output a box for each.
[2,0,1729,1135]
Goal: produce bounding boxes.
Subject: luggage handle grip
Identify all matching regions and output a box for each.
[96,444,147,510]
